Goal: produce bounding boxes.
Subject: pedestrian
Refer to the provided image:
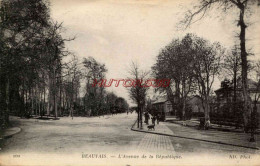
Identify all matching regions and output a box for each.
[147,113,150,125]
[144,112,148,124]
[156,115,160,125]
[204,118,210,130]
[144,112,149,124]
[152,115,156,125]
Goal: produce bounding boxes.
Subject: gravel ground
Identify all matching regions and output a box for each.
[0,113,143,155]
[0,113,260,165]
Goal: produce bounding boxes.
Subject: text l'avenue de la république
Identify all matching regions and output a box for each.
[81,153,182,160]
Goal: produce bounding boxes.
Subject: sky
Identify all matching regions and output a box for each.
[49,0,260,106]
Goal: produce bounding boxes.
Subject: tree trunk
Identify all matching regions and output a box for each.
[137,102,140,128]
[140,104,143,129]
[204,96,210,120]
[53,67,58,118]
[233,70,237,104]
[239,6,251,132]
[76,92,79,116]
[233,70,240,128]
[182,98,186,120]
[3,77,10,127]
[59,84,62,116]
[62,92,65,116]
[39,90,41,116]
[30,88,33,116]
[47,79,51,116]
[21,82,25,118]
[25,88,28,116]
[54,94,57,118]
[43,88,45,117]
[182,80,186,120]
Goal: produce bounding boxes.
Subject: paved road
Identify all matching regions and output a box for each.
[0,113,259,165]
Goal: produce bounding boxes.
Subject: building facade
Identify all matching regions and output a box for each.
[150,96,174,121]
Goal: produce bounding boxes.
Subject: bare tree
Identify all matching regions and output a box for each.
[83,57,107,116]
[192,36,224,121]
[128,62,149,129]
[63,55,82,119]
[152,34,197,120]
[222,45,241,104]
[180,0,259,133]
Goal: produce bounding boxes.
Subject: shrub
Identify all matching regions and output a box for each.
[209,102,244,127]
[192,112,204,118]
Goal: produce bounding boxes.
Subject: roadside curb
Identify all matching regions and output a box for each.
[0,127,21,140]
[131,120,259,150]
[167,120,260,134]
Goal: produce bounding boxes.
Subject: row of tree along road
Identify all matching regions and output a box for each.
[0,0,129,128]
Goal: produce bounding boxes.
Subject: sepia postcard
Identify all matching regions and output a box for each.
[0,0,260,165]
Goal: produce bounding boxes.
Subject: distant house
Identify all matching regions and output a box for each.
[214,78,260,118]
[215,78,260,105]
[150,96,174,120]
